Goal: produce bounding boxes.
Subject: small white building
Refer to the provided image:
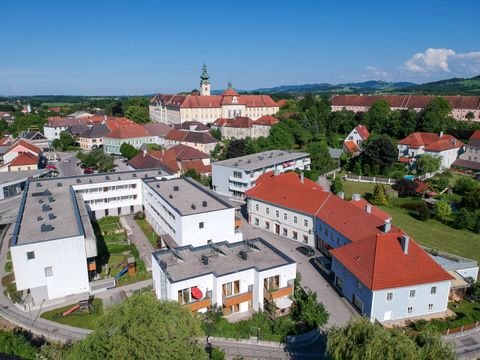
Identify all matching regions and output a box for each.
[212,150,311,199]
[343,125,370,155]
[152,238,296,315]
[143,177,239,247]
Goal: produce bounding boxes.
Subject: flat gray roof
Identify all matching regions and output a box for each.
[0,169,49,186]
[153,238,295,282]
[212,150,310,172]
[144,177,232,216]
[12,168,173,246]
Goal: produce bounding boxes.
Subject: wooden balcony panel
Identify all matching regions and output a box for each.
[223,291,253,307]
[184,298,211,312]
[264,286,293,300]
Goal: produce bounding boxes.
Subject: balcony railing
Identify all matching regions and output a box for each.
[183,296,212,312]
[264,286,294,301]
[223,291,253,308]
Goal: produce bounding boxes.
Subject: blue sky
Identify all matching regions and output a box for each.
[1,0,479,95]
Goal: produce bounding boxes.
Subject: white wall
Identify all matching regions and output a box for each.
[11,235,89,302]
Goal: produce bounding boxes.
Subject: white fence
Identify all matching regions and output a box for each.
[344,174,398,185]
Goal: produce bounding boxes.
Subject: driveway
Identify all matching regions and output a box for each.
[239,221,355,328]
[123,216,155,271]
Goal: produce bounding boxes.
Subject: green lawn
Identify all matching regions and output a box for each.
[135,218,159,248]
[379,204,480,262]
[342,181,392,199]
[4,262,12,273]
[41,298,104,330]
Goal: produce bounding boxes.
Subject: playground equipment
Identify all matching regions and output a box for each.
[127,257,136,276]
[115,266,128,280]
[62,297,94,317]
[62,304,80,317]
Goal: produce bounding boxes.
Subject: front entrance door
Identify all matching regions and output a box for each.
[275,224,280,235]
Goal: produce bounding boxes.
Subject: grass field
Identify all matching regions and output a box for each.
[41,298,104,329]
[342,181,392,199]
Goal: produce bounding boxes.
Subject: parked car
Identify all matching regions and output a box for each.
[296,246,315,257]
[83,167,94,174]
[311,256,332,275]
[46,165,57,170]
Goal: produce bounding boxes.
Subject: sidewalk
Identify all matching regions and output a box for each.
[123,215,155,271]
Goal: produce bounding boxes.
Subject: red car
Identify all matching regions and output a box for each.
[46,165,57,170]
[83,168,94,174]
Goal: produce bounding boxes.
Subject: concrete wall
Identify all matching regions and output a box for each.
[180,209,236,246]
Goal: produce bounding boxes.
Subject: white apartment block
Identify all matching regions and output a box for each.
[152,238,296,315]
[212,150,311,199]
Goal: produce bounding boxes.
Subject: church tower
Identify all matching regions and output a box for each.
[200,64,211,96]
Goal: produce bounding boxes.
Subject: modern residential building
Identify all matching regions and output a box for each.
[143,177,239,248]
[149,65,279,125]
[211,115,279,140]
[152,238,296,315]
[245,171,454,323]
[0,169,50,200]
[212,150,311,199]
[452,130,480,172]
[331,95,480,121]
[164,129,219,153]
[397,132,464,169]
[343,125,370,155]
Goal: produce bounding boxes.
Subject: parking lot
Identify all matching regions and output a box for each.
[239,219,356,328]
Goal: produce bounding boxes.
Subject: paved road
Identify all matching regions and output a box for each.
[239,220,356,328]
[317,176,331,192]
[123,215,155,271]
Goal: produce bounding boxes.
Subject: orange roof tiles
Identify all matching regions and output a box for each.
[398,132,440,147]
[9,152,38,166]
[343,140,360,153]
[330,232,453,290]
[349,198,391,222]
[355,125,370,140]
[105,124,149,139]
[424,136,463,152]
[152,93,278,109]
[170,144,209,160]
[254,115,279,126]
[7,140,41,156]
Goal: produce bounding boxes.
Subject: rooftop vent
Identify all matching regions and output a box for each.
[38,199,44,204]
[173,186,179,191]
[76,179,81,184]
[36,182,42,188]
[239,250,248,260]
[157,171,162,175]
[133,173,137,178]
[191,204,196,210]
[57,182,62,187]
[37,216,43,221]
[41,224,54,232]
[247,159,251,163]
[105,175,110,180]
[144,173,148,178]
[48,213,56,220]
[89,179,93,183]
[233,162,238,167]
[169,194,173,199]
[202,201,208,207]
[48,196,55,203]
[118,176,121,180]
[156,184,160,188]
[201,255,209,265]
[42,204,51,212]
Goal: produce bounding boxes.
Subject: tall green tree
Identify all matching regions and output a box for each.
[68,294,207,360]
[120,143,140,160]
[416,154,441,175]
[360,135,397,174]
[125,106,150,124]
[434,200,452,223]
[371,184,387,205]
[363,100,391,134]
[307,141,333,175]
[417,97,453,132]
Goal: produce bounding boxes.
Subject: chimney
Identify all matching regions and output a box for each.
[439,131,443,138]
[383,219,391,233]
[365,204,372,214]
[143,149,146,157]
[352,193,361,202]
[274,168,281,176]
[401,235,410,254]
[104,115,107,121]
[300,172,304,183]
[338,191,345,200]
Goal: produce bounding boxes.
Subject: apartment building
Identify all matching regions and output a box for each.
[211,115,279,140]
[453,130,480,172]
[152,238,296,315]
[212,150,311,199]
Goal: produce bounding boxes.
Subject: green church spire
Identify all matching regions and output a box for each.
[200,64,210,84]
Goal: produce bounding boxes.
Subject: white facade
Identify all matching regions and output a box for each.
[44,125,68,142]
[425,148,463,169]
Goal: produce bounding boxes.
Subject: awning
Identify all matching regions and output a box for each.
[448,271,469,289]
[274,296,293,309]
[191,287,203,300]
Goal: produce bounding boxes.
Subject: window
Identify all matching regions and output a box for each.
[276,210,279,218]
[255,204,259,211]
[265,221,270,230]
[223,280,240,297]
[178,288,191,304]
[304,219,308,227]
[199,222,204,229]
[303,235,308,244]
[254,218,259,225]
[428,304,433,312]
[26,251,35,260]
[282,228,287,236]
[233,171,242,179]
[407,306,413,315]
[283,213,287,221]
[431,286,437,295]
[409,289,416,298]
[44,266,53,277]
[293,216,298,224]
[386,292,393,302]
[105,208,109,216]
[293,231,298,240]
[264,275,280,291]
[266,207,270,215]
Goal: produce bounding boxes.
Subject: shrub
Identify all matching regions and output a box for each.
[330,177,344,194]
[133,211,145,220]
[434,200,452,223]
[371,184,387,205]
[393,179,417,197]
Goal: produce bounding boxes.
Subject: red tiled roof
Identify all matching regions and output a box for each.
[127,149,179,173]
[151,93,278,109]
[181,159,212,175]
[349,198,391,222]
[104,117,134,131]
[165,129,188,141]
[7,140,41,156]
[105,124,149,139]
[355,125,370,140]
[424,135,464,152]
[0,137,13,146]
[330,231,453,290]
[170,144,209,160]
[398,132,440,147]
[470,130,480,141]
[222,88,239,96]
[254,115,279,126]
[144,122,172,137]
[9,152,38,166]
[277,99,288,107]
[343,140,360,153]
[246,172,329,215]
[452,158,480,171]
[212,118,230,126]
[398,157,414,163]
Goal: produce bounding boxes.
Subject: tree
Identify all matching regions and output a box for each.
[0,330,37,359]
[68,294,207,360]
[416,154,441,175]
[371,184,387,205]
[466,111,475,121]
[307,141,333,175]
[393,179,418,197]
[360,135,397,174]
[330,177,343,194]
[454,176,478,195]
[120,143,140,160]
[431,175,449,192]
[363,100,391,134]
[417,97,453,132]
[462,186,480,210]
[291,290,329,329]
[210,128,222,141]
[226,139,247,159]
[125,106,149,124]
[327,318,455,360]
[434,200,452,223]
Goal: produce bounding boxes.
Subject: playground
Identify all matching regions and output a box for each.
[94,216,151,286]
[41,298,104,330]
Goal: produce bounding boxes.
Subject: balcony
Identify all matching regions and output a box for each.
[264,286,294,301]
[228,175,249,183]
[183,297,212,312]
[223,291,253,308]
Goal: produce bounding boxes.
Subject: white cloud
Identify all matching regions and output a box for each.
[364,66,390,78]
[404,48,480,76]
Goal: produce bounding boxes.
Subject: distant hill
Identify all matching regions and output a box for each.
[400,75,480,95]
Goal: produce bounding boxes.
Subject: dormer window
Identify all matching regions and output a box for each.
[232,96,238,104]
